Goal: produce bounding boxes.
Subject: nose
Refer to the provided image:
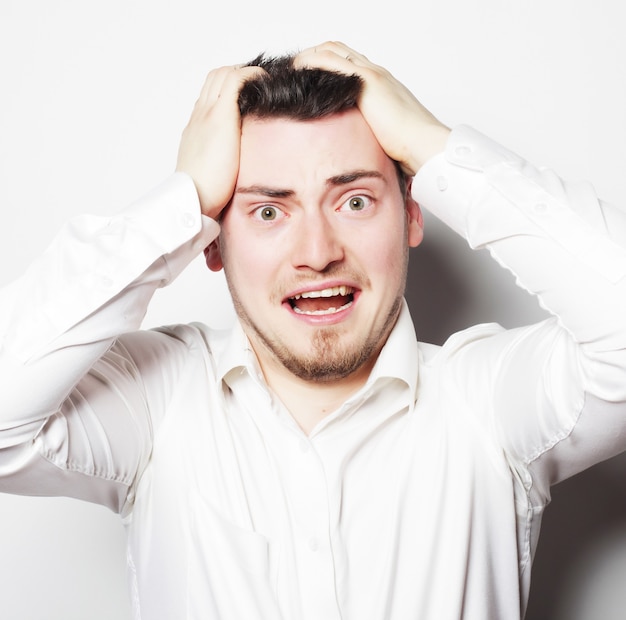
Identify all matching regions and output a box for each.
[290,210,344,272]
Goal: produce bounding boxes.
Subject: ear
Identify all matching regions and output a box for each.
[405,179,424,248]
[203,238,224,272]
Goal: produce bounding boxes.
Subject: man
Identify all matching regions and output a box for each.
[1,41,625,619]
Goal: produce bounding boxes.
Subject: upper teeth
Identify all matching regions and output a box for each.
[292,286,353,300]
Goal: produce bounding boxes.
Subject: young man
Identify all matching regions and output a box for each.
[1,41,626,619]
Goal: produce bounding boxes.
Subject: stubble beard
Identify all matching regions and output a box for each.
[227,285,404,384]
[220,225,410,383]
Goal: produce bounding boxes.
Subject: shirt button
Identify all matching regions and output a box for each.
[454,145,473,158]
[533,202,548,214]
[308,537,319,552]
[299,439,310,453]
[436,175,449,191]
[100,276,114,288]
[180,212,197,228]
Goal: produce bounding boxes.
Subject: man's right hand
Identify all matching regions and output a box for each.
[176,64,265,220]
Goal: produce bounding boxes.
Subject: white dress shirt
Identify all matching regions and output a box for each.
[1,126,626,619]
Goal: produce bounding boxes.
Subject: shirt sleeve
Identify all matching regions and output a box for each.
[412,125,626,502]
[0,172,219,513]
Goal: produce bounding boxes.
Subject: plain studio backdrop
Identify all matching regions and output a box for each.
[1,1,625,618]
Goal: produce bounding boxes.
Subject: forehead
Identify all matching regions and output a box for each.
[238,109,397,188]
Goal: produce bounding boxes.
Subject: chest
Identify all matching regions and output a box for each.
[128,374,525,620]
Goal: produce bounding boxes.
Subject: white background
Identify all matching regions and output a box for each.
[1,0,625,618]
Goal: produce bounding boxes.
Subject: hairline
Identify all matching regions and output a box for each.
[240,108,409,197]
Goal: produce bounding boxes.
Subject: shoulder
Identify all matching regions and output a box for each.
[418,322,507,367]
[112,322,230,374]
[417,319,566,402]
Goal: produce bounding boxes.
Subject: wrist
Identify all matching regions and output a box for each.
[409,123,451,174]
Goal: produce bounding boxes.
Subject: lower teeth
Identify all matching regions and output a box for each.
[293,301,353,316]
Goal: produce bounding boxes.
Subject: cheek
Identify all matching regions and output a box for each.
[368,217,408,268]
[381,249,409,282]
[221,232,278,291]
[359,242,407,293]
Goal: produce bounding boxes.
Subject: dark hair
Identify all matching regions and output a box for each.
[238,53,363,119]
[238,52,408,194]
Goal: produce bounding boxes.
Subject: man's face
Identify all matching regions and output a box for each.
[206,108,423,384]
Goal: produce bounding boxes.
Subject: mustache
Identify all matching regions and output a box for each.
[271,265,371,303]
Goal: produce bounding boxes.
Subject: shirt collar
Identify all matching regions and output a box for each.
[216,298,419,404]
[364,298,419,403]
[216,319,261,388]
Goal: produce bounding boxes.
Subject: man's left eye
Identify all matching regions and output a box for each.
[340,195,372,212]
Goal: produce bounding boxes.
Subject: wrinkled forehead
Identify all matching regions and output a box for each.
[238,109,400,191]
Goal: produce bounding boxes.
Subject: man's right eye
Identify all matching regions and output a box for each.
[260,207,277,220]
[253,205,284,221]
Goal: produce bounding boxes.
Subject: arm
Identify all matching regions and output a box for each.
[0,64,260,511]
[413,126,626,495]
[297,42,626,492]
[294,40,451,175]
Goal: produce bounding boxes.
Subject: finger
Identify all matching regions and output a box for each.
[210,65,266,109]
[294,49,361,76]
[193,64,265,114]
[299,40,368,62]
[316,41,370,64]
[196,66,234,108]
[295,41,371,71]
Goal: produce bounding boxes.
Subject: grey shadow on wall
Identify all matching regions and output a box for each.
[405,212,626,619]
[405,211,550,344]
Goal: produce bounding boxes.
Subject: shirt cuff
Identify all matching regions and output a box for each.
[411,124,524,238]
[412,125,626,283]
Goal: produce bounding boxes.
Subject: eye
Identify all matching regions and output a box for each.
[260,206,277,220]
[338,195,373,212]
[252,205,284,221]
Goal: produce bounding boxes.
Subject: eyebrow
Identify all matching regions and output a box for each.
[326,169,385,186]
[235,185,295,198]
[235,170,385,199]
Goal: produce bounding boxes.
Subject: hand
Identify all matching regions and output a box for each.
[294,41,450,175]
[176,64,266,219]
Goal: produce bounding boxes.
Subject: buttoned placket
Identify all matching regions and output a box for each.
[223,362,343,620]
[290,431,342,620]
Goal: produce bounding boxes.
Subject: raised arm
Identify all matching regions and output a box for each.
[294,40,450,174]
[176,64,265,218]
[0,63,258,510]
[297,41,626,492]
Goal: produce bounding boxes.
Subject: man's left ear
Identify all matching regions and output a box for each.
[204,238,224,272]
[405,179,424,248]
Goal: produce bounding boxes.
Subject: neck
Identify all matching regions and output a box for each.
[258,352,374,436]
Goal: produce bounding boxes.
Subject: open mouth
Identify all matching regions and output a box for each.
[287,285,355,316]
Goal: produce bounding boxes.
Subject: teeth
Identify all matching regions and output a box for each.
[293,300,353,316]
[292,285,353,300]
